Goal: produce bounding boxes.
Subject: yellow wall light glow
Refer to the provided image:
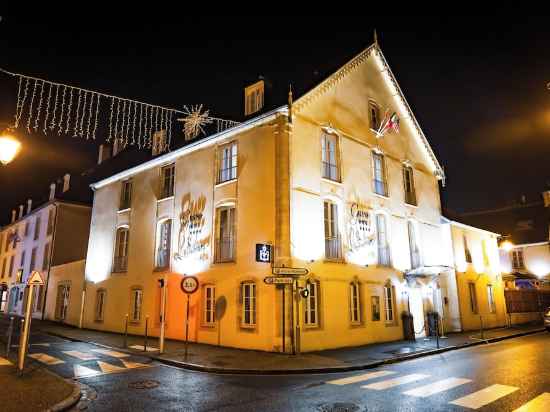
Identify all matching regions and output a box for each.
[0,134,21,165]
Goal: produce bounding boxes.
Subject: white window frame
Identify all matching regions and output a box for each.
[408,221,420,269]
[372,152,388,197]
[203,285,216,326]
[241,282,256,328]
[113,226,130,272]
[403,165,416,205]
[160,164,175,199]
[376,214,391,266]
[304,281,319,327]
[324,200,341,260]
[244,81,264,116]
[217,142,238,184]
[487,284,496,314]
[383,283,395,323]
[155,219,172,270]
[215,206,236,263]
[321,132,340,182]
[511,249,525,270]
[130,288,143,322]
[95,289,106,321]
[120,179,132,210]
[350,281,361,324]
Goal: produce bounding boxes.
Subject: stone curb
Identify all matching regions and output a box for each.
[41,327,545,375]
[44,373,81,412]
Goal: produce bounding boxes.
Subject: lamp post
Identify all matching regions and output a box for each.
[0,126,21,166]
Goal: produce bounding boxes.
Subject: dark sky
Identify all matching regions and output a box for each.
[1,15,549,225]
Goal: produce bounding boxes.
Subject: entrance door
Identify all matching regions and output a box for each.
[409,288,426,338]
[55,284,70,321]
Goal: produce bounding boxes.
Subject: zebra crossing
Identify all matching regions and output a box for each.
[326,369,550,410]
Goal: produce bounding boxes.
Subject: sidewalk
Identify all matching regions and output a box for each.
[25,318,547,374]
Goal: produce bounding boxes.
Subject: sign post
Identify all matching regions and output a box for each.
[180,276,199,360]
[158,275,168,354]
[18,271,44,372]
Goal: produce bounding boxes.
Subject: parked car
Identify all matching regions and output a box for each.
[545,307,550,331]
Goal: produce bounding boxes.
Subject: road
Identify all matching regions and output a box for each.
[5,328,550,411]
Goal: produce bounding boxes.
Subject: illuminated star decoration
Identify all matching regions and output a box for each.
[178,105,213,141]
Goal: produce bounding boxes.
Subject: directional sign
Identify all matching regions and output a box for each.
[272,267,309,276]
[27,271,44,286]
[264,276,294,285]
[180,276,199,294]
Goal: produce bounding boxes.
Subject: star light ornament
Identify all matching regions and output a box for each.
[178,105,213,141]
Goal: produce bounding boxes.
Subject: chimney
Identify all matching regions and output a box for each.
[543,191,550,208]
[26,199,32,214]
[98,144,112,165]
[18,205,24,219]
[63,173,70,193]
[49,183,56,201]
[11,210,16,223]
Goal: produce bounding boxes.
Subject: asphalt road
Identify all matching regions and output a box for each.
[8,330,550,411]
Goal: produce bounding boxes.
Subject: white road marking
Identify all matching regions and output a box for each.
[362,374,430,390]
[327,371,397,386]
[450,384,519,409]
[63,350,98,361]
[513,393,550,412]
[121,359,150,369]
[97,360,126,373]
[129,345,159,352]
[28,353,64,365]
[90,349,130,358]
[0,357,12,366]
[32,343,50,347]
[74,364,102,378]
[403,377,472,397]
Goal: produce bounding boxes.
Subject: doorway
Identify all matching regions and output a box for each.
[55,283,71,322]
[408,288,426,338]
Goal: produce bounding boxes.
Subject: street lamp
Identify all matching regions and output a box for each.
[0,128,21,165]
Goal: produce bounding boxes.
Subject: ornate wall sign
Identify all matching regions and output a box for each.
[174,193,210,262]
[347,202,376,263]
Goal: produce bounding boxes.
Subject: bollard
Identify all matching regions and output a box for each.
[6,317,14,358]
[123,314,129,348]
[144,316,149,352]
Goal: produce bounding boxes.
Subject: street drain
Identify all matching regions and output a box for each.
[318,402,361,412]
[128,380,160,390]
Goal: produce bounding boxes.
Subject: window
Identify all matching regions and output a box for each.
[369,101,380,131]
[487,285,496,314]
[384,283,395,323]
[95,289,106,321]
[217,142,238,183]
[244,81,264,116]
[155,220,172,269]
[24,222,29,237]
[42,242,50,271]
[55,283,70,320]
[324,200,342,260]
[371,296,381,321]
[511,249,524,270]
[203,285,216,325]
[350,282,361,324]
[20,250,26,275]
[403,165,416,205]
[4,233,9,252]
[373,152,388,196]
[119,180,132,210]
[304,281,319,326]
[12,229,18,249]
[1,258,6,278]
[34,216,41,240]
[30,247,37,271]
[463,234,472,263]
[113,227,130,272]
[215,206,235,263]
[34,285,44,312]
[130,288,143,322]
[47,209,55,235]
[376,214,391,266]
[321,132,340,181]
[8,256,14,278]
[241,282,256,327]
[160,164,175,199]
[408,221,421,269]
[468,282,478,314]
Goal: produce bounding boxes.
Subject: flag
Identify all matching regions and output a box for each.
[376,110,400,137]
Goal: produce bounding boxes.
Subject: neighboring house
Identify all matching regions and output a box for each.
[83,42,461,353]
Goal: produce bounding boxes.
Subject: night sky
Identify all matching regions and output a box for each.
[1,16,549,225]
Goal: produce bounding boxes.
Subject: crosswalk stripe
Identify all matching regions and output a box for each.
[90,349,130,358]
[513,393,550,412]
[28,353,64,365]
[97,360,125,373]
[450,384,519,409]
[63,350,98,361]
[327,371,396,386]
[362,374,430,390]
[121,359,150,369]
[403,377,472,397]
[74,364,102,378]
[0,357,12,366]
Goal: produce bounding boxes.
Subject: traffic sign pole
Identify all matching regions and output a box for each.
[18,284,34,373]
[185,294,190,360]
[180,276,199,361]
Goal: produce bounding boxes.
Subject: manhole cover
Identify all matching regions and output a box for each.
[128,380,160,390]
[318,402,361,412]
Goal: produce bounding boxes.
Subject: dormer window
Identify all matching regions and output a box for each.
[244,80,264,116]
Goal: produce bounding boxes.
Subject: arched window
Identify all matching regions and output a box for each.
[113,227,129,272]
[155,219,172,269]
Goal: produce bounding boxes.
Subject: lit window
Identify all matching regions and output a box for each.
[350,281,361,324]
[463,234,472,263]
[376,214,391,266]
[217,142,238,184]
[384,282,395,322]
[215,206,235,263]
[304,281,319,326]
[241,282,256,327]
[204,285,216,325]
[130,288,143,322]
[160,164,175,199]
[244,81,264,116]
[369,101,380,131]
[468,283,478,314]
[321,132,340,181]
[113,227,130,272]
[408,221,420,269]
[487,284,496,314]
[324,200,341,260]
[95,289,106,321]
[373,152,388,196]
[120,180,132,210]
[403,165,416,205]
[371,296,381,321]
[511,249,524,270]
[34,216,41,240]
[155,220,172,269]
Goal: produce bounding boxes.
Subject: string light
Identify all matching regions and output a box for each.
[50,84,59,131]
[65,87,74,134]
[58,86,67,135]
[27,79,38,132]
[74,89,82,137]
[34,80,44,131]
[86,92,93,140]
[93,94,100,140]
[108,96,114,142]
[43,82,52,134]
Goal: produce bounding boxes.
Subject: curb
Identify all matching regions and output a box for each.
[42,327,545,376]
[44,374,81,412]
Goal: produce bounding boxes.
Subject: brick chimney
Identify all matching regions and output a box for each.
[11,210,16,223]
[49,183,56,201]
[63,173,70,193]
[26,199,32,214]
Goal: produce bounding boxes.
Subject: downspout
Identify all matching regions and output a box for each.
[41,202,59,320]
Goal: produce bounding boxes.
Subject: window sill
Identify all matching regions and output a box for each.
[157,196,174,203]
[405,202,418,208]
[303,324,319,330]
[201,323,216,329]
[117,208,131,214]
[215,178,237,188]
[240,324,256,330]
[321,177,343,186]
[372,192,390,200]
[111,270,127,275]
[385,321,398,327]
[324,258,345,264]
[153,266,169,273]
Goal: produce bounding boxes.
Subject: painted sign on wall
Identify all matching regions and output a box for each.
[175,193,210,262]
[346,202,376,264]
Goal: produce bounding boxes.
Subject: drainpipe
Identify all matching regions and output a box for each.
[41,202,59,321]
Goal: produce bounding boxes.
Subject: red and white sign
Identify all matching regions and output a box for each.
[180,276,199,294]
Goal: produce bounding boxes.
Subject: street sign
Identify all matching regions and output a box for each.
[255,243,272,263]
[272,267,308,276]
[180,276,199,294]
[27,271,44,286]
[264,276,294,285]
